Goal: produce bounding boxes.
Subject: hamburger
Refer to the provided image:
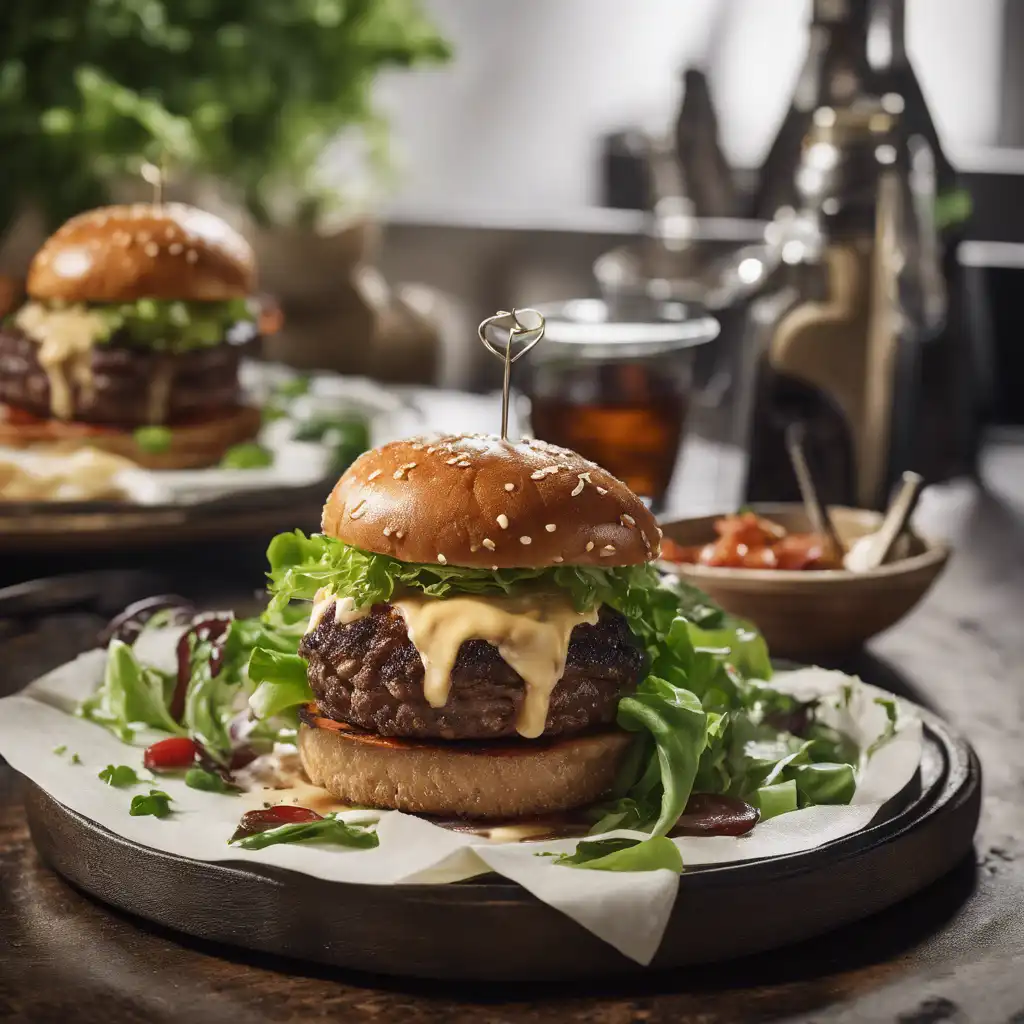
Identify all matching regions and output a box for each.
[0,203,263,469]
[253,432,666,820]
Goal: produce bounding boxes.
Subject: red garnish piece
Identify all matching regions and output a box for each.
[671,793,760,837]
[232,806,323,841]
[170,614,233,721]
[144,736,199,773]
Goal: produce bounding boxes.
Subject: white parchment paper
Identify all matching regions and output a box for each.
[0,652,922,965]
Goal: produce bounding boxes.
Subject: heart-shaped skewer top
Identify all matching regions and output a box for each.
[477,307,546,439]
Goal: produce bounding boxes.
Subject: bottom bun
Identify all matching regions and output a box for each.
[0,404,261,470]
[298,708,634,819]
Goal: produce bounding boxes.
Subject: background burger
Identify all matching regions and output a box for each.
[250,432,666,820]
[0,203,264,469]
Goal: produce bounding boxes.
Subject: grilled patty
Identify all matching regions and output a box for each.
[0,326,242,426]
[300,602,645,741]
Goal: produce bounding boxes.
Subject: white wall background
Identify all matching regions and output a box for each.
[357,0,1005,216]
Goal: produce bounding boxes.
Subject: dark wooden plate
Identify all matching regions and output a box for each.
[22,708,980,982]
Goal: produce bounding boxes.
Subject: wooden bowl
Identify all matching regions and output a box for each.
[659,504,950,660]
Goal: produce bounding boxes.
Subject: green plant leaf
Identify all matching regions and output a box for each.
[98,764,141,787]
[548,837,683,873]
[130,790,173,818]
[230,814,379,851]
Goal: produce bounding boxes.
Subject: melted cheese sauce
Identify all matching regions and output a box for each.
[393,592,598,739]
[308,589,369,632]
[15,302,107,419]
[0,446,135,501]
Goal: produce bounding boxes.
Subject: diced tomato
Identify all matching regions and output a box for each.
[144,736,199,772]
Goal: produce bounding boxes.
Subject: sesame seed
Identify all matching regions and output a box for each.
[571,477,586,497]
[383,527,392,537]
[602,545,616,554]
[165,226,176,239]
[411,443,424,450]
[367,469,381,481]
[553,556,564,563]
[504,483,515,492]
[621,514,636,527]
[446,457,460,465]
[492,566,499,571]
[395,530,404,539]
[350,508,365,520]
[470,544,479,552]
[137,231,151,243]
[186,249,199,263]
[168,243,183,255]
[519,536,532,545]
[393,462,417,480]
[545,524,556,532]
[426,446,437,454]
[596,486,608,496]
[437,553,447,564]
[144,242,159,257]
[586,541,595,552]
[530,466,559,480]
[496,514,509,530]
[457,461,471,468]
[482,538,496,551]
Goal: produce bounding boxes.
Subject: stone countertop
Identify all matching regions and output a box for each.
[0,438,1021,1023]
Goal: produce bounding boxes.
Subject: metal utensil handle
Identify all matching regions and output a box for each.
[785,422,845,555]
[477,308,546,440]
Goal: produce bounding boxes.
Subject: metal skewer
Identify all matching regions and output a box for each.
[477,308,545,440]
[140,156,166,207]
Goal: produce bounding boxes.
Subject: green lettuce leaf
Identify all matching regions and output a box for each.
[78,639,185,740]
[548,836,683,873]
[248,649,313,719]
[229,814,379,851]
[98,298,256,352]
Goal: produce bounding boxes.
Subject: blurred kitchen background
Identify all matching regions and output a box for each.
[1,0,1022,524]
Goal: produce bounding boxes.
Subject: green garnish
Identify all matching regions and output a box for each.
[53,745,66,755]
[229,813,379,851]
[70,753,81,765]
[220,443,274,470]
[545,837,683,873]
[133,426,173,455]
[130,790,173,818]
[98,764,141,787]
[274,375,312,400]
[184,767,239,794]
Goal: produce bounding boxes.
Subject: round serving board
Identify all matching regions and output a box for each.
[24,709,980,982]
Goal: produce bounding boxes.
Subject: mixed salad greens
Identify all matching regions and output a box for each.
[75,529,892,872]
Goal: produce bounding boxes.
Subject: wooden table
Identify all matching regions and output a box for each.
[1,438,1022,1024]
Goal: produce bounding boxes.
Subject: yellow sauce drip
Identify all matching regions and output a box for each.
[308,589,369,632]
[393,593,599,739]
[15,302,108,420]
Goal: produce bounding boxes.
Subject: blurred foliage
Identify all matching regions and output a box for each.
[0,0,450,234]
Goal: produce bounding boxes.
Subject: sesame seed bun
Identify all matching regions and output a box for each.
[26,203,255,303]
[298,705,634,818]
[322,433,661,568]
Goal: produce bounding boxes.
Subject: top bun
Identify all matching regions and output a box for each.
[27,203,255,303]
[322,433,661,569]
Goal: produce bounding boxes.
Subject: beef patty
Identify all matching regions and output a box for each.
[300,603,645,741]
[0,326,242,426]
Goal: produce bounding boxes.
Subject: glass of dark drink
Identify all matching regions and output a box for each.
[526,299,719,509]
